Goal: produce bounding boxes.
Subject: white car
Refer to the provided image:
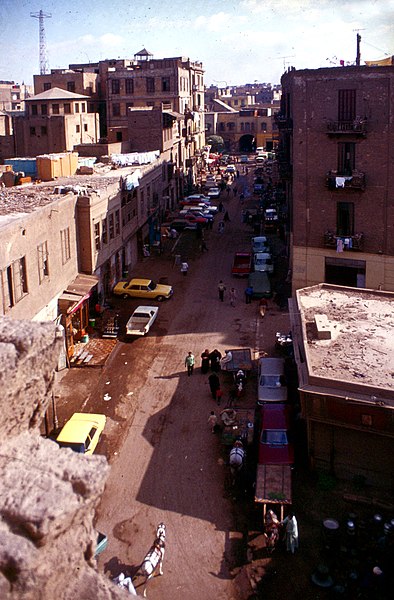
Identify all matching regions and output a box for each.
[126,305,159,336]
[252,236,270,254]
[207,187,221,199]
[254,252,274,274]
[257,358,288,404]
[226,164,237,173]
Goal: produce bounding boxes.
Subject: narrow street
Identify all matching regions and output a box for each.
[56,168,291,600]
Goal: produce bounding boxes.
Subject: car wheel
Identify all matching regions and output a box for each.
[156,296,164,302]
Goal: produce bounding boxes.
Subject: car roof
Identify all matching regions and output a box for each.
[254,252,271,260]
[252,236,268,243]
[259,357,285,376]
[57,413,106,443]
[133,305,158,312]
[130,278,153,284]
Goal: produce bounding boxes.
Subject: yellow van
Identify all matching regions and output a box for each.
[56,413,106,454]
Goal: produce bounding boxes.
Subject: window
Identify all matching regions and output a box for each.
[102,218,108,244]
[337,202,354,236]
[234,99,239,106]
[146,77,155,93]
[52,104,59,115]
[64,103,71,114]
[67,81,75,92]
[84,124,88,132]
[41,104,47,115]
[37,241,49,283]
[112,103,120,116]
[261,122,267,131]
[43,82,51,91]
[219,122,225,131]
[81,103,86,113]
[162,77,170,92]
[41,126,47,135]
[125,79,134,94]
[116,131,122,142]
[94,222,100,251]
[5,257,28,306]
[109,213,115,240]
[338,142,355,176]
[31,104,38,115]
[76,125,80,133]
[111,79,120,94]
[60,228,71,264]
[75,103,79,113]
[30,127,36,136]
[338,89,356,122]
[115,210,120,236]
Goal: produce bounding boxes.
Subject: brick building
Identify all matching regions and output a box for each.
[290,284,394,490]
[13,87,100,156]
[276,65,394,292]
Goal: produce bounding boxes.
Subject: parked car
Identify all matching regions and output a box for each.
[168,219,197,232]
[56,413,106,455]
[254,252,274,274]
[126,305,159,336]
[252,236,270,254]
[240,155,249,163]
[226,164,237,173]
[113,278,173,301]
[257,357,287,404]
[248,271,272,299]
[181,203,218,214]
[185,194,211,202]
[258,403,294,465]
[183,213,209,224]
[207,187,221,199]
[180,209,214,221]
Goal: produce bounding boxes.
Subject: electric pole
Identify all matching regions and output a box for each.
[30,9,52,75]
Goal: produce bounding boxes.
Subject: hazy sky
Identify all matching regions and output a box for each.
[1,0,392,87]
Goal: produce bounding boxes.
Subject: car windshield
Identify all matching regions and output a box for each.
[147,281,157,291]
[262,430,288,445]
[260,375,281,387]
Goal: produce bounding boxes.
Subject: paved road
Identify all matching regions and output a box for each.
[56,166,291,600]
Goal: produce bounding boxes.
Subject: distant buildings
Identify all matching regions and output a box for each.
[276,64,394,293]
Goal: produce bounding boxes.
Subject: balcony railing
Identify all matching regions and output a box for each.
[326,119,367,136]
[324,231,364,251]
[326,170,366,191]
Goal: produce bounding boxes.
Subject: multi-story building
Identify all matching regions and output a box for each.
[0,155,169,359]
[0,110,14,160]
[290,283,394,490]
[13,88,100,156]
[276,65,394,292]
[0,81,32,113]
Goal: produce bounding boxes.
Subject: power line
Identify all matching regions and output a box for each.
[30,10,52,75]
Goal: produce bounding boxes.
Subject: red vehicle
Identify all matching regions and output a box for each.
[258,404,294,465]
[231,252,252,277]
[183,213,209,225]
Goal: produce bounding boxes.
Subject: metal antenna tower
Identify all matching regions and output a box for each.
[30,9,52,75]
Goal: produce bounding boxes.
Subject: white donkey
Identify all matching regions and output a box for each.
[138,523,166,597]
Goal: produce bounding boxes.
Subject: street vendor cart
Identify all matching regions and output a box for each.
[254,464,292,521]
[220,407,255,447]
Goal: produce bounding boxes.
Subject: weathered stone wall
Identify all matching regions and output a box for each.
[0,318,136,599]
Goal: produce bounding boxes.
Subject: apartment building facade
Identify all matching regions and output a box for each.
[276,65,394,293]
[0,81,32,113]
[13,88,100,156]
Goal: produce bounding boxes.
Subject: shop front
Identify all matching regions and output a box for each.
[58,274,99,360]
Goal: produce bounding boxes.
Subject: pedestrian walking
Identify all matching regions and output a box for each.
[218,280,226,302]
[245,285,253,304]
[208,372,220,399]
[218,221,225,234]
[209,349,222,373]
[281,512,299,554]
[185,351,195,376]
[180,261,189,276]
[201,349,210,374]
[218,200,224,213]
[229,287,237,307]
[236,170,240,178]
[208,411,218,433]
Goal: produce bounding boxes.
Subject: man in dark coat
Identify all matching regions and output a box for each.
[209,349,222,372]
[208,372,220,400]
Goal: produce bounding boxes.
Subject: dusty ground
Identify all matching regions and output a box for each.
[54,170,392,600]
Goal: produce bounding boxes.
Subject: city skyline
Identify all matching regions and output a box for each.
[1,0,392,87]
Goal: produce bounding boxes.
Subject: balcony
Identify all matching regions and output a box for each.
[324,231,364,251]
[326,170,366,191]
[274,113,293,130]
[326,119,367,137]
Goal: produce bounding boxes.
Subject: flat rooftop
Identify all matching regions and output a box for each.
[294,284,394,396]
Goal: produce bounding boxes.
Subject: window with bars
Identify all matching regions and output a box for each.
[162,77,170,92]
[3,257,28,308]
[115,210,120,236]
[37,241,49,283]
[112,103,120,116]
[125,79,134,94]
[338,89,356,122]
[146,77,155,93]
[67,81,76,92]
[111,79,120,94]
[94,222,100,251]
[102,218,108,244]
[60,228,71,264]
[109,213,115,240]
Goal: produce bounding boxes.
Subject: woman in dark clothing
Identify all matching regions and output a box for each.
[201,349,210,374]
[208,372,220,400]
[209,349,222,372]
